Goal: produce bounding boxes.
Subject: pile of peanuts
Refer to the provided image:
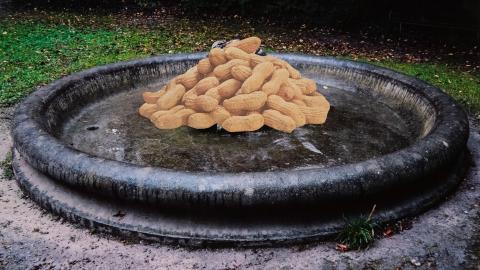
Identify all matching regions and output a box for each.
[139,37,330,133]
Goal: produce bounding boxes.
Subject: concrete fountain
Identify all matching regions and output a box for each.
[11,45,468,246]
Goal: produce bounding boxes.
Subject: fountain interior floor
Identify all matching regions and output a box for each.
[59,78,420,172]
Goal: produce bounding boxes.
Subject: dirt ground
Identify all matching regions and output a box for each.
[1,105,480,269]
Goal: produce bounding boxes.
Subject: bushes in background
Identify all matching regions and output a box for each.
[180,0,479,29]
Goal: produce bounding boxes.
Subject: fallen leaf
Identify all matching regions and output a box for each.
[383,227,394,237]
[335,243,349,252]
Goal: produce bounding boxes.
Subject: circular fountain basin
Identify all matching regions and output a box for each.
[12,53,469,246]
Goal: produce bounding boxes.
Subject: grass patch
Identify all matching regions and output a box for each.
[0,20,204,106]
[1,18,479,113]
[375,61,480,113]
[1,151,14,180]
[337,205,376,251]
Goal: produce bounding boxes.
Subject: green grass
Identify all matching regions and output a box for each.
[337,216,375,250]
[0,21,206,106]
[337,205,376,250]
[1,19,479,112]
[375,61,480,113]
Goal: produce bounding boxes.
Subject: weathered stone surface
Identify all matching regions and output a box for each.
[11,52,469,246]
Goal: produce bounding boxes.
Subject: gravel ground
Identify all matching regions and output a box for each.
[1,106,480,269]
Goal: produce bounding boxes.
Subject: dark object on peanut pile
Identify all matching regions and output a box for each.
[212,39,266,56]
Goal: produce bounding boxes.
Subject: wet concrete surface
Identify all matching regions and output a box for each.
[60,84,416,172]
[1,106,480,269]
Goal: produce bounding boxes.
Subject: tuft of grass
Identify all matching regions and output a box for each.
[1,151,14,180]
[337,205,376,250]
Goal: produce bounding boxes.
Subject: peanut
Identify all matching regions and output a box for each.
[140,36,330,132]
[265,56,286,69]
[264,55,278,62]
[261,68,289,95]
[228,108,247,116]
[165,78,177,91]
[277,85,294,100]
[286,64,301,79]
[263,109,296,133]
[213,59,250,81]
[303,94,329,107]
[208,48,227,66]
[174,108,196,125]
[272,58,301,79]
[205,87,221,101]
[189,95,219,112]
[187,113,216,129]
[178,67,201,89]
[197,58,213,75]
[138,103,158,118]
[240,61,274,93]
[152,113,183,129]
[290,81,304,99]
[209,106,231,124]
[234,88,243,96]
[149,110,169,121]
[223,91,267,111]
[298,105,330,124]
[234,36,261,53]
[142,86,165,104]
[294,78,317,94]
[222,113,264,132]
[250,54,267,67]
[194,77,220,95]
[217,79,242,98]
[294,84,307,95]
[266,95,306,127]
[225,47,251,61]
[205,72,216,77]
[150,105,185,122]
[278,81,303,101]
[225,39,241,48]
[182,88,197,106]
[291,99,307,107]
[231,65,252,81]
[157,84,186,110]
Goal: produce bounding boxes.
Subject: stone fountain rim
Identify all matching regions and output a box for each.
[12,53,469,207]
